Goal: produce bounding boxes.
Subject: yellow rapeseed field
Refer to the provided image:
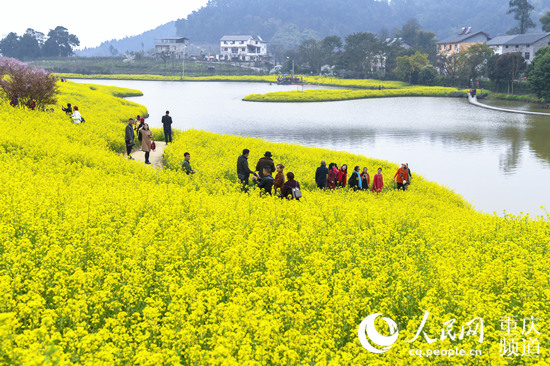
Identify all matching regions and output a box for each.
[0,81,548,365]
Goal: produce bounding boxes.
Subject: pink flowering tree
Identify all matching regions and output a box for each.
[0,57,58,108]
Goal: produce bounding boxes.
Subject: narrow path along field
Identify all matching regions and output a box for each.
[130,141,166,168]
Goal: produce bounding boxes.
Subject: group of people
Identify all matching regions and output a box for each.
[315,161,412,192]
[237,150,301,199]
[125,117,154,164]
[62,103,84,124]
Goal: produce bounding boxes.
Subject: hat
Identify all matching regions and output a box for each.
[264,151,272,157]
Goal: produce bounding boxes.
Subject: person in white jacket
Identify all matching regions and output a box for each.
[71,106,82,124]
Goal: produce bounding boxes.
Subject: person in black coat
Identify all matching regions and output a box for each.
[237,149,259,192]
[161,111,173,143]
[62,103,72,114]
[253,167,275,195]
[315,160,329,189]
[255,151,276,178]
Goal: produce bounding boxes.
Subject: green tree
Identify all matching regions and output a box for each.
[494,52,527,93]
[343,32,384,78]
[18,29,43,59]
[527,46,550,100]
[395,51,430,84]
[42,26,80,57]
[461,44,494,85]
[507,0,535,34]
[394,19,438,61]
[540,11,550,32]
[319,35,342,66]
[0,33,20,58]
[298,39,323,73]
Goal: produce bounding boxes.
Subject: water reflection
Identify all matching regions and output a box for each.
[73,79,550,215]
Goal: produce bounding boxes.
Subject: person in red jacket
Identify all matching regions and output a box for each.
[327,163,337,189]
[372,167,384,194]
[393,163,408,191]
[337,164,348,187]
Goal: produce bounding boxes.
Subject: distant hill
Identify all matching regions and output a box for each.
[79,0,548,56]
[77,21,177,57]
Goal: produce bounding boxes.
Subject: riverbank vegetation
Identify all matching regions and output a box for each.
[0,77,549,364]
[244,86,463,102]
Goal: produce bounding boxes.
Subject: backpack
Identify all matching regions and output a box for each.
[291,186,302,199]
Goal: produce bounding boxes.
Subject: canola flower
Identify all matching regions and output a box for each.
[243,86,465,103]
[0,81,548,365]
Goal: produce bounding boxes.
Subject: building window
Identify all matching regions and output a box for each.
[525,52,530,60]
[515,45,519,48]
[505,45,509,48]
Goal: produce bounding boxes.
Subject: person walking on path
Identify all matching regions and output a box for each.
[393,163,408,191]
[361,167,370,190]
[372,167,384,194]
[315,160,329,189]
[327,163,338,189]
[273,164,285,195]
[348,166,362,191]
[253,166,275,195]
[182,152,197,174]
[161,111,173,143]
[136,118,145,150]
[255,151,276,178]
[71,106,82,124]
[138,123,153,164]
[337,164,348,188]
[281,172,301,200]
[237,149,258,192]
[125,118,135,160]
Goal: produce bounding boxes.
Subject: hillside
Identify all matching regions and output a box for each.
[78,0,548,56]
[77,21,177,57]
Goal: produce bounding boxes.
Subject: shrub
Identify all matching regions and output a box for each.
[0,57,59,108]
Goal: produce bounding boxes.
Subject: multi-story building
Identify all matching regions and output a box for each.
[436,27,490,56]
[155,37,189,60]
[220,35,267,61]
[486,33,550,63]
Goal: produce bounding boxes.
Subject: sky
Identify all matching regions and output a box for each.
[0,0,209,49]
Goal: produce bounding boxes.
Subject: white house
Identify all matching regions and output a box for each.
[155,37,189,60]
[487,33,550,63]
[220,35,267,61]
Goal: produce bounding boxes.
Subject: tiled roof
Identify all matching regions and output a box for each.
[220,35,253,41]
[486,35,517,46]
[502,33,550,45]
[436,31,489,44]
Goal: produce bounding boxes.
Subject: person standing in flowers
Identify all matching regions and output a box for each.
[62,103,72,114]
[138,123,153,165]
[253,166,274,195]
[361,167,370,190]
[71,106,82,124]
[182,152,197,174]
[393,163,408,191]
[315,160,329,189]
[372,167,384,194]
[273,164,285,194]
[327,163,338,189]
[337,164,348,187]
[125,118,135,160]
[161,111,173,143]
[405,163,413,188]
[237,149,258,192]
[255,151,276,178]
[281,172,301,200]
[348,166,362,191]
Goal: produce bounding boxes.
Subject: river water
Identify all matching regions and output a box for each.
[73,79,550,216]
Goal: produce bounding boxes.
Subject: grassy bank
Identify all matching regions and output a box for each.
[0,81,548,365]
[244,86,465,102]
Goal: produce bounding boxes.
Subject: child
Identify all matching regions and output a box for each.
[273,164,285,195]
[372,167,384,194]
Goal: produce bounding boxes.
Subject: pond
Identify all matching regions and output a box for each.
[73,79,550,216]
